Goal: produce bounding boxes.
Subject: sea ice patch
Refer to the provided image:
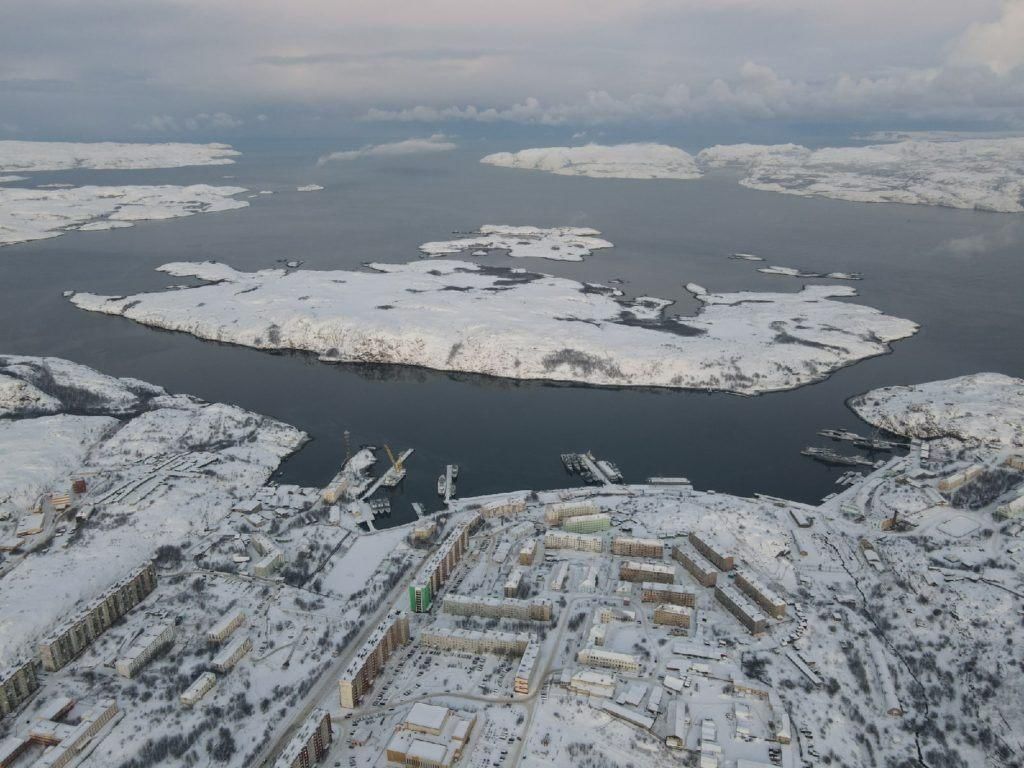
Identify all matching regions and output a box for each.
[419,225,614,261]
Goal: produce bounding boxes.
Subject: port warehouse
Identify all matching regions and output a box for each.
[339,610,410,708]
[442,594,553,622]
[274,708,333,768]
[419,628,539,695]
[38,562,157,672]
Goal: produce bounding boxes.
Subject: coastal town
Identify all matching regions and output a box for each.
[1,357,1022,768]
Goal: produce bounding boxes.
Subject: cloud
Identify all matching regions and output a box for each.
[316,135,457,165]
[136,112,244,132]
[953,0,1024,75]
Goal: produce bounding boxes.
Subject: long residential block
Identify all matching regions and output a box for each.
[0,660,38,717]
[115,623,174,678]
[38,562,157,672]
[653,604,693,628]
[275,707,332,768]
[563,513,611,534]
[715,585,768,635]
[409,516,478,611]
[734,571,787,618]
[212,635,252,672]
[619,560,674,584]
[577,647,640,673]
[671,543,718,587]
[442,594,553,622]
[688,531,735,572]
[207,609,246,644]
[545,500,600,526]
[339,610,410,709]
[639,582,696,607]
[544,531,603,553]
[611,537,664,559]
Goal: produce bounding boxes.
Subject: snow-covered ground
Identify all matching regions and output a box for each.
[482,137,1024,212]
[68,258,918,395]
[697,138,1024,212]
[0,356,307,665]
[849,372,1024,447]
[419,225,613,261]
[0,184,249,246]
[0,140,239,172]
[480,143,702,179]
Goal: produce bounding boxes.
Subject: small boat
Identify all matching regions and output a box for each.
[449,464,459,480]
[437,475,447,497]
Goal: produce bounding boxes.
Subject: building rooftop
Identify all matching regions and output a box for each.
[406,703,450,733]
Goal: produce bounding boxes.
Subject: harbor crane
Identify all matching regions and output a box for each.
[384,444,404,472]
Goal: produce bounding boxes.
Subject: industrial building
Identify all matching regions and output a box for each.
[519,539,537,565]
[212,635,252,672]
[563,513,611,534]
[339,610,410,709]
[568,671,616,698]
[0,660,38,717]
[115,623,174,678]
[714,585,768,634]
[653,604,693,628]
[544,500,600,526]
[503,567,523,597]
[688,531,734,572]
[385,704,476,768]
[481,499,527,518]
[207,609,246,644]
[442,594,552,622]
[409,516,477,612]
[671,543,718,587]
[734,571,787,618]
[275,708,332,768]
[38,562,157,671]
[640,583,696,607]
[180,672,216,707]
[544,531,604,553]
[577,647,640,673]
[619,560,675,584]
[611,537,664,559]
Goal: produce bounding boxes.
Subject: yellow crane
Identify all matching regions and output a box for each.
[384,444,404,472]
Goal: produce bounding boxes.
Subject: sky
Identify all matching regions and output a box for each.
[1,0,1023,142]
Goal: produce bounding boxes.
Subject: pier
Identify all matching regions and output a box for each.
[561,452,623,486]
[360,448,414,500]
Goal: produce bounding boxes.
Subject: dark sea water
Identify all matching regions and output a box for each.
[1,138,1022,525]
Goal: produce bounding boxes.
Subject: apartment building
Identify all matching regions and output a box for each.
[481,499,527,519]
[544,531,604,553]
[409,517,478,612]
[639,583,696,607]
[207,609,246,644]
[688,531,735,572]
[734,571,787,618]
[611,537,664,559]
[442,594,552,622]
[115,623,174,678]
[38,562,157,671]
[671,543,718,587]
[180,672,216,707]
[714,585,768,634]
[503,567,523,598]
[339,611,410,709]
[563,513,611,534]
[619,561,675,584]
[653,604,692,628]
[275,708,332,768]
[212,635,252,672]
[0,660,38,717]
[518,540,537,565]
[544,500,600,526]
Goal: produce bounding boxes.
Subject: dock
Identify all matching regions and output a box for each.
[647,477,692,486]
[438,464,458,502]
[562,452,623,486]
[801,447,875,468]
[360,448,414,500]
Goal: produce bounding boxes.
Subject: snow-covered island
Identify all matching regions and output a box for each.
[758,265,862,280]
[0,184,249,246]
[850,372,1024,448]
[68,255,918,395]
[480,143,702,179]
[481,137,1024,212]
[0,140,239,173]
[419,225,613,261]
